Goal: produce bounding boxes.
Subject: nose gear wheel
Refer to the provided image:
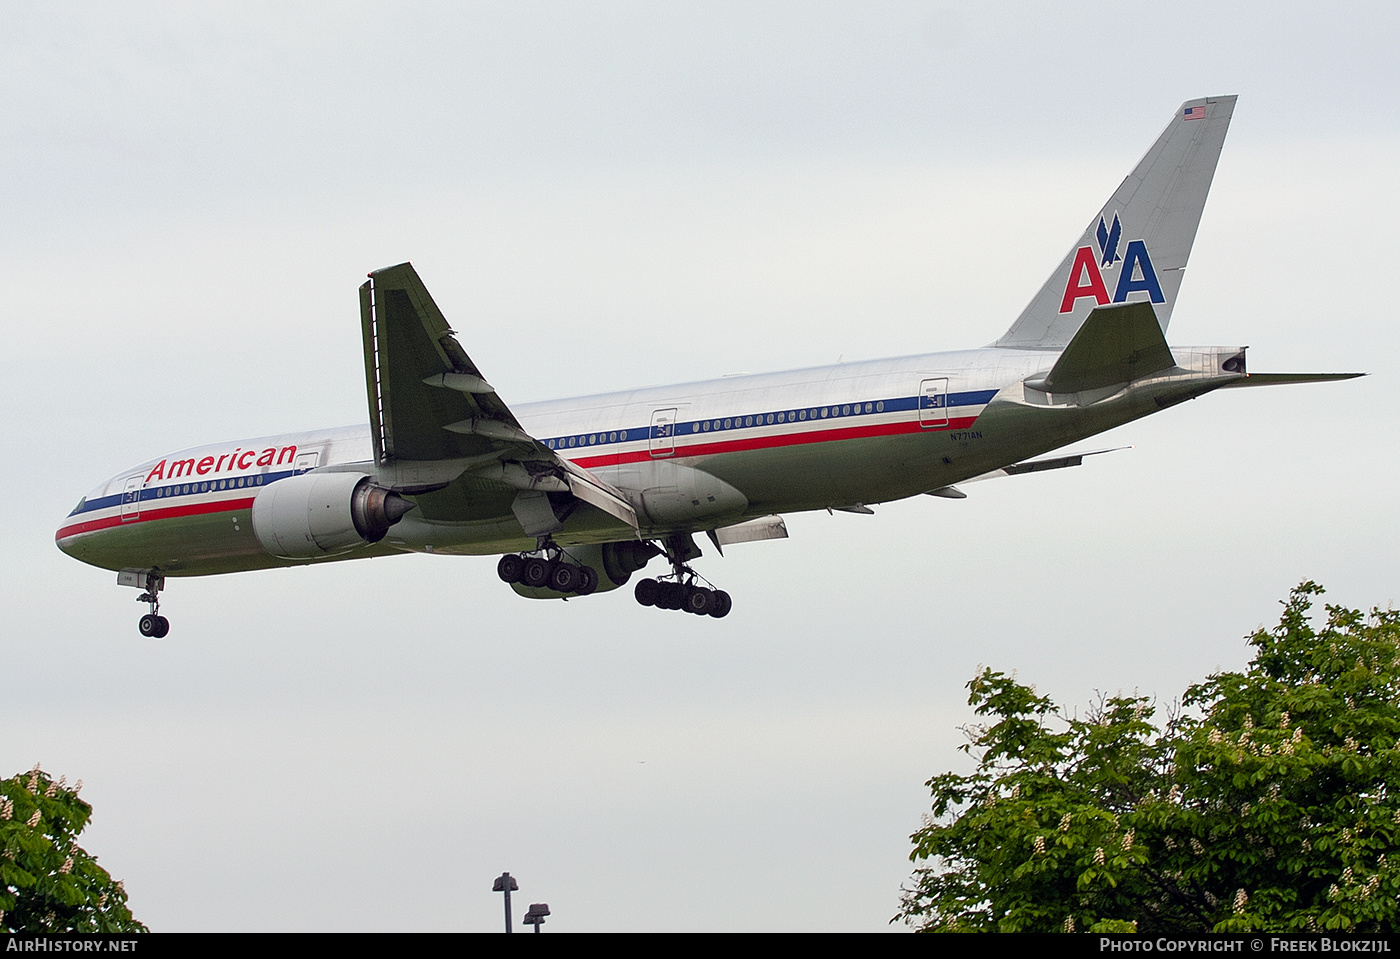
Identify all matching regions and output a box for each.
[134,571,170,638]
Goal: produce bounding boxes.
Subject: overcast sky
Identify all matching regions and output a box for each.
[4,1,1397,932]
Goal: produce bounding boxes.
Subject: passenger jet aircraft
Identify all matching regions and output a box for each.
[56,95,1359,637]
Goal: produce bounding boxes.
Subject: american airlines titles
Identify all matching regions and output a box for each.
[1059,213,1166,314]
[143,445,299,485]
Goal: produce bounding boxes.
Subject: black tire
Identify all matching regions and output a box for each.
[708,590,733,618]
[657,582,685,610]
[684,586,713,615]
[575,566,599,596]
[497,554,525,584]
[550,562,579,593]
[153,616,170,639]
[634,578,659,606]
[522,557,553,588]
[138,614,159,637]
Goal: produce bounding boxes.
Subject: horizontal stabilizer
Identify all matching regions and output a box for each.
[961,446,1129,486]
[1028,302,1175,393]
[1218,372,1365,389]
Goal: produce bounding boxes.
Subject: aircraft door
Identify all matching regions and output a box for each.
[919,378,949,428]
[120,474,143,522]
[650,408,677,457]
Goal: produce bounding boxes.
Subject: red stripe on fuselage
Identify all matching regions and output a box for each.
[564,415,978,469]
[55,497,256,541]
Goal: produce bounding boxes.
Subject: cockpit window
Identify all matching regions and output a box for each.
[70,497,86,516]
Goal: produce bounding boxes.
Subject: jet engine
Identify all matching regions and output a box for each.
[508,541,659,600]
[251,472,414,559]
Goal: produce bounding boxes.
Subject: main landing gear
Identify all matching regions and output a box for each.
[633,577,732,618]
[496,542,600,597]
[633,532,732,618]
[135,571,169,638]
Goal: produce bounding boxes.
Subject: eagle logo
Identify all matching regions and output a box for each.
[1095,213,1122,269]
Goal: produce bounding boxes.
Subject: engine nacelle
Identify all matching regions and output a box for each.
[509,541,659,600]
[252,472,414,559]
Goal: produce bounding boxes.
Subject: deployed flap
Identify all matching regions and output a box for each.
[1029,302,1176,393]
[996,95,1235,349]
[359,263,638,530]
[711,515,788,548]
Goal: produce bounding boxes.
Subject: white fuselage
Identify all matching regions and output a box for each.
[55,343,1241,577]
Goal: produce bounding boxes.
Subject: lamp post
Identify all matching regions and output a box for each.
[492,872,518,933]
[523,902,551,932]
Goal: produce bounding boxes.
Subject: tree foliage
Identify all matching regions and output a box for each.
[0,765,145,932]
[897,584,1400,933]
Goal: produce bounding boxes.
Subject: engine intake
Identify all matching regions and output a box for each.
[252,472,414,559]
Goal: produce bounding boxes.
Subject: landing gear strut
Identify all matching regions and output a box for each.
[633,533,732,618]
[134,572,170,638]
[496,538,599,597]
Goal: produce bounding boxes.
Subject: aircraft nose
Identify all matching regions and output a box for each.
[55,498,89,558]
[55,522,78,557]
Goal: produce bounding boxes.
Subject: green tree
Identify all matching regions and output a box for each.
[897,583,1400,933]
[1,765,146,932]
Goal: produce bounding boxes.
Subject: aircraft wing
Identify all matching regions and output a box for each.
[359,263,638,530]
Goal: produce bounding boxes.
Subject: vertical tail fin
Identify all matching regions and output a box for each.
[995,95,1236,349]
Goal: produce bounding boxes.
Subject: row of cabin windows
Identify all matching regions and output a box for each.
[151,474,267,497]
[544,400,887,450]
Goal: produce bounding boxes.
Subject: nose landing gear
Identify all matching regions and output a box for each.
[132,571,170,638]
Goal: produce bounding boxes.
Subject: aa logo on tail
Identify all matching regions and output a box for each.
[1058,213,1165,313]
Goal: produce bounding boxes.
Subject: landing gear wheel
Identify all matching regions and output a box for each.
[497,554,525,584]
[132,570,169,636]
[708,590,733,618]
[575,566,599,596]
[550,562,579,593]
[634,578,659,607]
[684,586,714,616]
[656,581,685,610]
[522,557,553,589]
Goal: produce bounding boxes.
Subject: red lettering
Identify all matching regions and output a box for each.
[170,458,196,478]
[197,456,215,475]
[145,460,167,483]
[1058,246,1110,313]
[277,445,298,465]
[256,448,276,467]
[237,450,256,469]
[216,454,230,471]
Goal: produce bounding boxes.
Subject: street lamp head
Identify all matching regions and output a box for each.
[523,903,550,930]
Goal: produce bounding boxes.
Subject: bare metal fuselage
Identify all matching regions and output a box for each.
[55,343,1243,577]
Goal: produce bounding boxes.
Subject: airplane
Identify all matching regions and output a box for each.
[56,94,1360,637]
